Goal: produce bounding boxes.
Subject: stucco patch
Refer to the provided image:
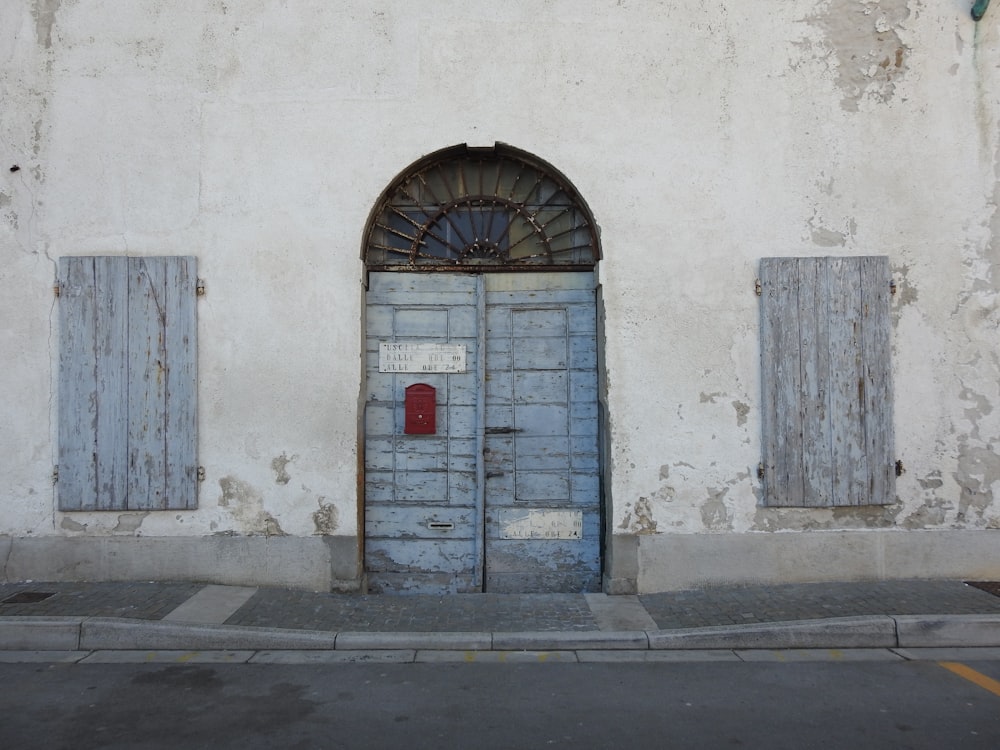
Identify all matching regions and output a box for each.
[218,476,286,536]
[312,497,339,535]
[954,442,1000,524]
[902,499,948,529]
[732,400,750,427]
[112,512,149,534]
[891,264,918,306]
[811,0,911,111]
[60,516,86,532]
[960,386,993,438]
[754,503,901,531]
[271,452,297,485]
[32,0,61,49]
[701,487,733,530]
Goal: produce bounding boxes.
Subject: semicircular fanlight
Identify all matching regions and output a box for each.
[364,145,599,270]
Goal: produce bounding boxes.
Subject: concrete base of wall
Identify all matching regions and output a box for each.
[5,530,997,594]
[0,535,360,592]
[634,529,1000,592]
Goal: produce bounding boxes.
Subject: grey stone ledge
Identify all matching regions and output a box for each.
[648,616,897,650]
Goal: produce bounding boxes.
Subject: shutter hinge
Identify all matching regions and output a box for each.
[895,459,905,477]
[754,279,762,296]
[196,279,206,296]
[889,279,897,296]
[53,282,60,297]
[757,462,765,480]
[197,466,206,482]
[52,465,59,484]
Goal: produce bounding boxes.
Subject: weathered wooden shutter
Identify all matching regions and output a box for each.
[759,256,894,507]
[58,256,197,511]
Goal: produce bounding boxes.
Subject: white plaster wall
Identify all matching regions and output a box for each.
[1,1,998,588]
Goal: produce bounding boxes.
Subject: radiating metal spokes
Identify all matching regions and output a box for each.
[365,145,599,270]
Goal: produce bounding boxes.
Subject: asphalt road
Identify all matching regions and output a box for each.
[2,659,1000,749]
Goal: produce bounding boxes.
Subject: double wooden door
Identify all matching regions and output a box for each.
[364,272,601,593]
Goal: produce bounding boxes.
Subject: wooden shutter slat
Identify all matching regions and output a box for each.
[163,256,198,510]
[828,257,868,505]
[58,257,100,511]
[94,257,129,510]
[127,257,168,509]
[797,257,833,507]
[861,255,895,505]
[760,257,804,507]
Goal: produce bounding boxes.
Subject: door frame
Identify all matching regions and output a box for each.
[358,143,607,593]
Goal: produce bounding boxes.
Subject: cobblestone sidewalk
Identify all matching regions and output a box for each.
[3,579,1000,633]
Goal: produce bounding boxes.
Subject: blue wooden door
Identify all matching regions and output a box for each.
[482,273,601,592]
[364,272,600,593]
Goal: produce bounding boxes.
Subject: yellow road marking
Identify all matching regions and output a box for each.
[939,662,1000,698]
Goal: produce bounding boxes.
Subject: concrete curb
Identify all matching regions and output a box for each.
[335,631,492,651]
[0,617,84,650]
[80,618,338,651]
[894,614,1000,648]
[647,616,898,650]
[5,614,1000,652]
[492,630,649,651]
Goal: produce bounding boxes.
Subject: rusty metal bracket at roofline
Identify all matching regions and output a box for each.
[973,0,991,21]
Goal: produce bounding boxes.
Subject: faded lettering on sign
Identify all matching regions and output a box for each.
[379,342,467,373]
[499,509,583,540]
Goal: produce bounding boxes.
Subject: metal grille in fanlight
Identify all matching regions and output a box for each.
[364,145,599,270]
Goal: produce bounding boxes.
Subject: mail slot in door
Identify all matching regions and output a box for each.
[404,383,436,434]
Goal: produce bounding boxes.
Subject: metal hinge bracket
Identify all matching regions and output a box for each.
[197,466,206,482]
[890,279,897,296]
[757,463,765,480]
[54,283,61,297]
[52,465,59,484]
[196,279,206,296]
[895,459,905,477]
[754,279,762,296]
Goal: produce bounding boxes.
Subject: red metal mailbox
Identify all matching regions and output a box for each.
[404,383,436,434]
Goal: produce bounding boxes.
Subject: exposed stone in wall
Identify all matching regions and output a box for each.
[618,497,658,535]
[810,0,912,111]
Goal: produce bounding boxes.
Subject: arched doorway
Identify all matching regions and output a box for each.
[361,144,603,593]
